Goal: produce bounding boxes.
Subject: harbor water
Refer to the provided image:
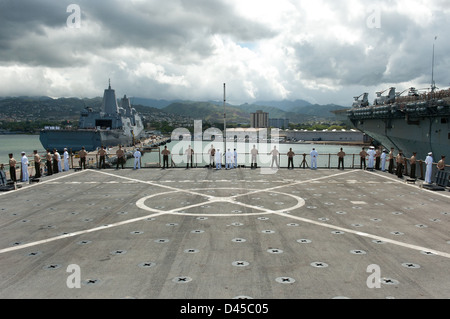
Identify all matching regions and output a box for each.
[0,134,365,169]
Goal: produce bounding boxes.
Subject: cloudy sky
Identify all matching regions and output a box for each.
[0,0,448,106]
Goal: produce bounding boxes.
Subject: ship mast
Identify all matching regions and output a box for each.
[431,36,437,93]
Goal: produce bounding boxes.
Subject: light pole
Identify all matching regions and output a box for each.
[223,83,226,153]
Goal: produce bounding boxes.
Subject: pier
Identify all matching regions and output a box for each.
[0,166,449,299]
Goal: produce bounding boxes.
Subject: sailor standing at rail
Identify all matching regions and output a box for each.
[251,145,258,169]
[134,148,142,170]
[380,149,387,172]
[63,148,70,171]
[367,146,376,170]
[425,152,433,184]
[21,152,29,182]
[310,148,318,170]
[215,148,222,170]
[225,149,233,170]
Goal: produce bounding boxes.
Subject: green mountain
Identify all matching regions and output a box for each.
[163,101,250,123]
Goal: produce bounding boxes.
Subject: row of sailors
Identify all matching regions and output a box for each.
[8,149,70,183]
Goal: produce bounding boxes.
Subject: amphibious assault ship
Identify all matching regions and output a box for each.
[40,81,144,152]
[346,86,450,159]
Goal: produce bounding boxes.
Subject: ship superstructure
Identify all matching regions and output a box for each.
[40,81,144,152]
[347,87,450,159]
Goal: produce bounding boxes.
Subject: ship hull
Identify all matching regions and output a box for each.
[348,101,450,160]
[39,129,136,152]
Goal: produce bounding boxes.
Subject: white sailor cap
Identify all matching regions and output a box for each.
[428,152,433,155]
[21,151,26,154]
[370,146,375,149]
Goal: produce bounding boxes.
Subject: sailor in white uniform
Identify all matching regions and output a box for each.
[367,146,376,170]
[134,148,141,170]
[225,149,233,169]
[215,149,222,169]
[310,148,318,170]
[380,149,387,172]
[63,148,70,171]
[21,152,29,182]
[425,152,433,184]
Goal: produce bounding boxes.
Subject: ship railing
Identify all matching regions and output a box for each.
[1,153,448,184]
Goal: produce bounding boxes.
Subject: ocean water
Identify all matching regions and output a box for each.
[0,134,45,165]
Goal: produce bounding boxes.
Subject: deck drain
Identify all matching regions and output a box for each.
[441,212,449,215]
[43,264,62,270]
[324,202,334,206]
[391,212,403,215]
[351,224,364,227]
[336,211,347,215]
[200,205,211,208]
[352,206,362,210]
[318,217,329,221]
[370,218,382,222]
[231,222,243,226]
[401,263,421,269]
[154,206,165,209]
[274,202,284,205]
[331,231,345,235]
[131,231,144,235]
[381,278,399,285]
[275,277,295,284]
[287,223,299,227]
[415,224,428,228]
[310,262,328,268]
[155,239,170,243]
[77,240,92,245]
[372,240,386,244]
[111,250,127,255]
[257,217,269,220]
[166,223,178,227]
[191,230,205,234]
[339,198,348,201]
[390,231,404,236]
[172,276,192,283]
[232,261,250,267]
[12,242,23,246]
[231,210,242,213]
[307,206,317,209]
[429,218,441,223]
[82,218,93,222]
[20,219,30,223]
[262,230,275,234]
[232,238,247,243]
[420,250,436,256]
[82,279,101,286]
[184,249,199,254]
[27,251,42,257]
[297,239,312,244]
[267,249,283,254]
[138,262,156,268]
[196,217,208,220]
[350,250,367,255]
[117,211,128,215]
[146,218,156,221]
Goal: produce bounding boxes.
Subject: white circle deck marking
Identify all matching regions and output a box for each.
[1,169,450,261]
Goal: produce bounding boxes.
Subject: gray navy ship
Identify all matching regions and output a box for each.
[40,81,144,152]
[346,86,450,159]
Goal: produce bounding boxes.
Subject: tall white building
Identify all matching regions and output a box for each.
[250,110,269,128]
